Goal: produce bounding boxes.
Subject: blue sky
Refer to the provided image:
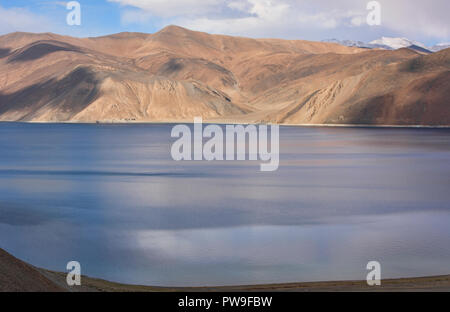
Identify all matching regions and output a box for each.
[0,0,449,46]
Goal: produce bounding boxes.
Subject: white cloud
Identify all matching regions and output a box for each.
[177,0,295,37]
[108,0,221,17]
[110,0,450,42]
[176,1,367,38]
[351,16,365,27]
[0,5,55,35]
[380,0,450,40]
[227,1,251,13]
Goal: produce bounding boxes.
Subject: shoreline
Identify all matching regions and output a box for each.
[0,120,449,129]
[1,248,449,292]
[40,270,450,292]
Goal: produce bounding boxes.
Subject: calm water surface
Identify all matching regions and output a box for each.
[0,123,449,286]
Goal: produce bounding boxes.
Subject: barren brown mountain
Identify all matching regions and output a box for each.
[0,25,448,125]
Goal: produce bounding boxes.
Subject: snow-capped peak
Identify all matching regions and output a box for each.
[369,37,427,50]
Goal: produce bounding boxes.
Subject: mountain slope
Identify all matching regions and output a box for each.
[267,49,450,125]
[0,248,64,292]
[0,26,448,125]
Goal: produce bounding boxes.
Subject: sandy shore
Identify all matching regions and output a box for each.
[1,248,449,292]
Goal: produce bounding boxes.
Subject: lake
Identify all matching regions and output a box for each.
[0,123,449,286]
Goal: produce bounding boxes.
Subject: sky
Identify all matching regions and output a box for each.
[0,0,449,46]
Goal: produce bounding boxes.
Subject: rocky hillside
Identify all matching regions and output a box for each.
[0,26,448,125]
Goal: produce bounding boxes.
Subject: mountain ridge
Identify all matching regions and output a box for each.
[0,26,449,125]
[323,36,450,54]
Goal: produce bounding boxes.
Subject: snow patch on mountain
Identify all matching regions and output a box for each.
[322,39,390,49]
[324,37,450,53]
[369,37,427,50]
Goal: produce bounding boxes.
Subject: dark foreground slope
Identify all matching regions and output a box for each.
[0,248,63,292]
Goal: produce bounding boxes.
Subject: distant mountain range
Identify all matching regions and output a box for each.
[431,43,450,52]
[324,37,450,53]
[0,26,449,125]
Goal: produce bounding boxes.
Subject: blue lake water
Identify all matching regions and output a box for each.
[0,123,449,286]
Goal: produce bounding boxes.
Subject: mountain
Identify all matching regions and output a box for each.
[323,39,391,50]
[327,37,435,53]
[431,43,450,52]
[323,39,372,48]
[0,26,449,125]
[406,44,433,54]
[369,37,428,50]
